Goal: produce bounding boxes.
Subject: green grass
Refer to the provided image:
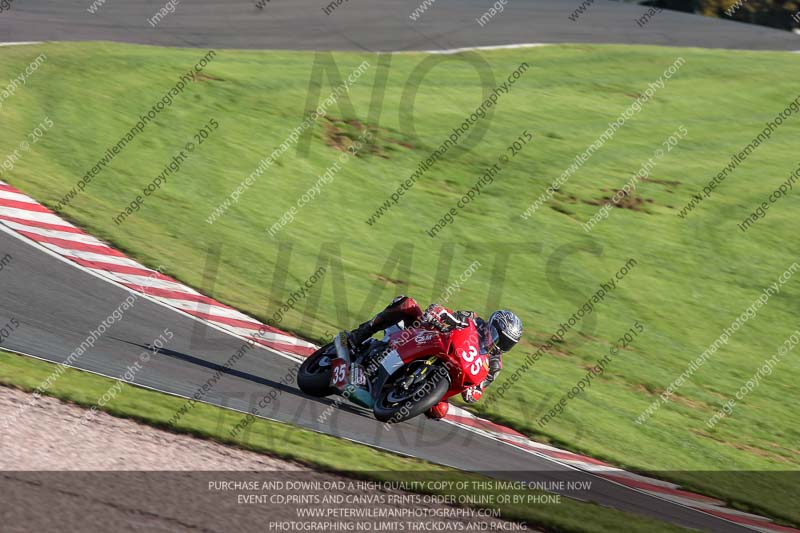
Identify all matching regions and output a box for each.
[0,350,693,533]
[0,41,798,524]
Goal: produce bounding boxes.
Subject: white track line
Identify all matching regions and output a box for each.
[0,222,306,365]
[1,220,109,245]
[0,344,413,460]
[418,43,551,54]
[0,42,43,47]
[440,416,774,532]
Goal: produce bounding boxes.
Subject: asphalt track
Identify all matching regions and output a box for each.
[0,0,799,51]
[0,1,794,532]
[0,221,755,533]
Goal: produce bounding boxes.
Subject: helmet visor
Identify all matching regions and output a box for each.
[490,325,517,353]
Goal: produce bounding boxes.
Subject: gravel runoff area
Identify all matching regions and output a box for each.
[0,385,531,533]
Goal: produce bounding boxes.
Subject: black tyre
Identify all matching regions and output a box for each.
[297,343,337,397]
[372,360,450,423]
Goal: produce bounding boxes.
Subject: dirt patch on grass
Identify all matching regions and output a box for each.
[641,176,681,187]
[373,273,405,285]
[548,196,587,224]
[194,72,225,82]
[322,117,413,158]
[635,383,661,396]
[583,188,650,212]
[671,394,708,410]
[725,442,793,462]
[640,176,681,195]
[550,204,575,216]
[691,428,795,463]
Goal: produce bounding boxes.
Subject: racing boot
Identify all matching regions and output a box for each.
[348,296,415,346]
[347,320,379,348]
[348,296,425,350]
[425,401,450,420]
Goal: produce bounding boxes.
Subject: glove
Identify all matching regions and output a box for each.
[423,304,467,332]
[454,310,476,323]
[461,385,483,404]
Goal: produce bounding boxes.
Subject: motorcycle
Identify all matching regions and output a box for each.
[297,319,489,423]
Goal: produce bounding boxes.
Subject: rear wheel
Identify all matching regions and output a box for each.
[297,343,337,397]
[372,359,450,423]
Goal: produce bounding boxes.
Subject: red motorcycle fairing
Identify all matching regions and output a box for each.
[385,319,489,401]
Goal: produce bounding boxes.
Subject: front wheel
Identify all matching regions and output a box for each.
[297,343,337,397]
[372,360,450,423]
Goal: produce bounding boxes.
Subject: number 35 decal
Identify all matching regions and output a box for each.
[333,364,346,383]
[331,360,347,388]
[460,345,484,375]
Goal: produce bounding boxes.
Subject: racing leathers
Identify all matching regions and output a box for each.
[348,295,502,419]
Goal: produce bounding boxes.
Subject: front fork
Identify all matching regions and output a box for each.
[398,356,438,390]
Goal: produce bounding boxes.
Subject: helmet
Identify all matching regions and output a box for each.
[488,310,523,353]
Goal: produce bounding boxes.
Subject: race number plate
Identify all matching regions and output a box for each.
[330,358,348,391]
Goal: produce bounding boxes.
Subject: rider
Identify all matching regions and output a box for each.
[348,296,523,420]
